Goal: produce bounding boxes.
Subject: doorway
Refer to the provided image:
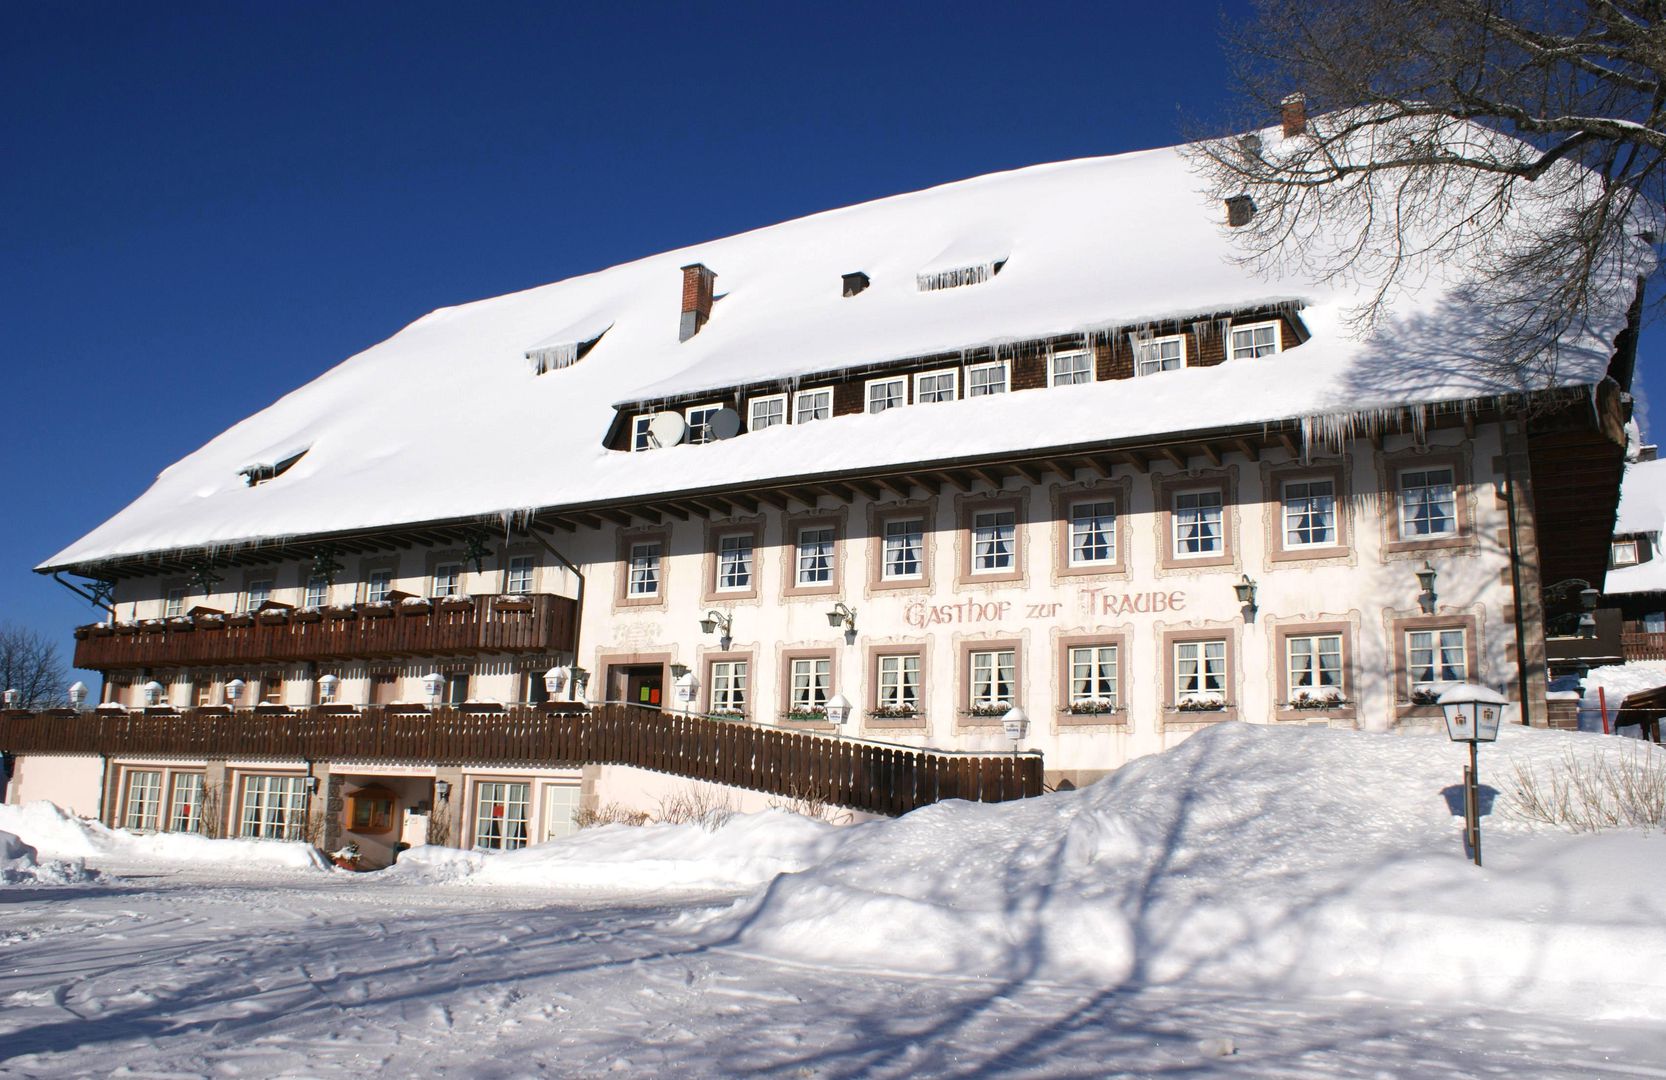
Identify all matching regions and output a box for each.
[609,663,664,708]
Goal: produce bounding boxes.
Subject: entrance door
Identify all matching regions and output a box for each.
[610,664,664,708]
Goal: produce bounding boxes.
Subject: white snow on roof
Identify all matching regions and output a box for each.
[1604,459,1666,595]
[40,134,1640,570]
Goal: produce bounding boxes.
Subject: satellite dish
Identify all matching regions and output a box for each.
[708,407,741,440]
[646,411,687,448]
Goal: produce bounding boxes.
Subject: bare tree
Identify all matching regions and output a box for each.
[1188,0,1662,388]
[0,624,69,709]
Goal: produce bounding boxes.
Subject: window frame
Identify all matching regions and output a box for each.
[1267,463,1350,562]
[1162,629,1239,722]
[783,515,842,598]
[362,566,395,604]
[1274,621,1355,719]
[304,574,330,609]
[1067,497,1118,568]
[1057,634,1126,725]
[243,577,274,612]
[504,554,536,595]
[912,368,959,404]
[472,779,531,851]
[616,530,670,608]
[1171,488,1226,560]
[1134,334,1187,376]
[704,522,762,603]
[965,358,1010,397]
[430,561,464,599]
[1613,539,1641,567]
[1391,614,1481,713]
[794,387,833,423]
[122,769,164,831]
[683,402,723,445]
[1381,450,1472,554]
[1048,349,1095,387]
[868,502,935,592]
[705,655,752,718]
[866,646,927,730]
[957,496,1025,584]
[780,649,836,720]
[631,414,654,452]
[1229,320,1282,360]
[748,393,788,432]
[959,639,1022,725]
[237,772,308,841]
[865,376,907,414]
[164,586,187,619]
[1155,471,1237,571]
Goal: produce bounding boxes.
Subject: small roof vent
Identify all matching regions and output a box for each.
[239,447,309,487]
[526,320,612,376]
[842,271,870,297]
[1225,195,1257,227]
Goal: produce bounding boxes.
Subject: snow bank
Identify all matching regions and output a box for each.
[0,801,329,872]
[1578,661,1666,732]
[1,829,96,886]
[386,810,848,893]
[692,723,1666,1020]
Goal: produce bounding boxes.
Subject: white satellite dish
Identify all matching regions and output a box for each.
[708,407,741,440]
[646,411,687,448]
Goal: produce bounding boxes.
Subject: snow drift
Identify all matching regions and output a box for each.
[0,802,330,873]
[0,828,96,886]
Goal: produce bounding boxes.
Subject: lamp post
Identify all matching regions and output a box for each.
[543,665,569,701]
[1438,683,1506,867]
[826,692,852,735]
[1001,705,1029,757]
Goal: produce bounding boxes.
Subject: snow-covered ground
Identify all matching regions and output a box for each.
[3,723,1664,1077]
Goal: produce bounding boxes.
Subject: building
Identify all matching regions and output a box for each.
[3,121,1644,866]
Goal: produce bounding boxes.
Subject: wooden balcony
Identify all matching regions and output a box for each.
[71,594,577,671]
[1622,626,1666,661]
[0,703,1043,816]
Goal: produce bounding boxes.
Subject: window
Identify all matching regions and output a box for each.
[474,781,530,850]
[914,369,958,403]
[883,518,924,580]
[1287,634,1343,698]
[796,526,835,586]
[505,555,535,594]
[542,784,581,842]
[1135,335,1185,376]
[164,588,186,618]
[1050,350,1093,386]
[876,654,921,713]
[1230,321,1281,359]
[1282,479,1336,547]
[968,649,1016,710]
[123,770,163,831]
[1408,628,1467,688]
[169,773,205,834]
[749,395,787,431]
[631,415,654,452]
[709,660,748,715]
[1069,500,1116,566]
[305,574,329,608]
[1173,490,1224,557]
[1174,640,1228,703]
[1613,540,1640,567]
[972,510,1016,572]
[716,533,754,591]
[431,562,463,598]
[365,569,393,604]
[685,404,722,445]
[446,672,469,705]
[966,360,1008,396]
[1068,645,1118,709]
[1399,467,1457,538]
[789,657,832,713]
[627,542,661,597]
[867,377,906,414]
[244,579,272,612]
[239,775,307,840]
[795,388,833,423]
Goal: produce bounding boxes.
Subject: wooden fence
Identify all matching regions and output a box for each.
[0,703,1043,816]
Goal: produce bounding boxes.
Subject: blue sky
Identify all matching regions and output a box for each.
[2,2,1658,671]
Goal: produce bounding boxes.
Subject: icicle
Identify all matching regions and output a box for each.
[916,262,996,292]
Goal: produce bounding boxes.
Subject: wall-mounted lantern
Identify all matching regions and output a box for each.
[1233,575,1258,617]
[143,680,165,708]
[1438,682,1506,867]
[1417,561,1438,614]
[570,666,590,698]
[434,779,451,802]
[2,688,19,710]
[543,665,570,699]
[826,602,858,643]
[317,673,339,704]
[700,610,734,650]
[669,662,690,680]
[422,671,445,709]
[68,681,88,712]
[225,678,246,708]
[304,774,320,796]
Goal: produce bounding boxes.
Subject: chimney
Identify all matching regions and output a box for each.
[679,263,716,342]
[1281,93,1307,138]
[841,271,870,297]
[1225,194,1257,228]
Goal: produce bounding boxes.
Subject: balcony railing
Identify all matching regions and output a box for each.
[0,703,1043,816]
[71,594,577,670]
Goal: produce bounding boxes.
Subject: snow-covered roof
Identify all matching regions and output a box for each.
[40,132,1640,572]
[1602,459,1666,594]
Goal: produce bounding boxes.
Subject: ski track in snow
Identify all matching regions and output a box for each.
[1,864,1661,1079]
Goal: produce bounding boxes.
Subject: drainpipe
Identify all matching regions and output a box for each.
[1502,432,1534,726]
[521,527,586,701]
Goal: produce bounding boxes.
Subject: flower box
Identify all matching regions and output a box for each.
[197,614,226,630]
[493,596,534,613]
[867,706,921,722]
[88,624,114,637]
[1409,686,1442,706]
[399,599,433,615]
[964,704,1011,718]
[257,610,290,625]
[1288,690,1349,710]
[710,709,748,722]
[1176,697,1228,713]
[362,603,395,619]
[1062,701,1121,716]
[224,613,254,627]
[73,627,89,640]
[293,608,323,623]
[783,708,828,722]
[193,705,232,717]
[438,597,474,613]
[325,606,358,621]
[140,621,168,634]
[114,623,139,635]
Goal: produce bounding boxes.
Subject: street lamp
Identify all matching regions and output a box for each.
[700,610,734,650]
[1001,705,1029,756]
[1417,562,1438,614]
[826,602,858,643]
[1438,682,1506,867]
[826,692,852,732]
[543,665,569,700]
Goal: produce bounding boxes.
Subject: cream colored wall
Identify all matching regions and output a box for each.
[6,754,104,816]
[590,764,783,818]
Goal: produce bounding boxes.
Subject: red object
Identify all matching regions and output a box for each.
[1599,686,1610,735]
[493,805,504,818]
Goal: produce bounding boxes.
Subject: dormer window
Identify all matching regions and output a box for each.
[685,404,722,444]
[1230,321,1282,360]
[1050,350,1093,386]
[1135,335,1186,376]
[966,359,1009,396]
[631,416,654,452]
[795,388,833,423]
[914,369,958,403]
[867,377,906,414]
[749,395,787,431]
[1613,540,1641,567]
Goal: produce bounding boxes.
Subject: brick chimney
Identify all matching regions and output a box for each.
[1281,93,1307,138]
[679,263,716,342]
